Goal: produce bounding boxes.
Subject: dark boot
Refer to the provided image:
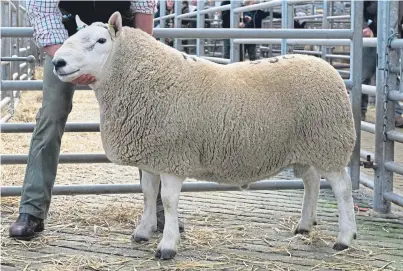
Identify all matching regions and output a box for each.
[157,208,185,233]
[9,213,44,240]
[396,115,403,128]
[156,192,184,233]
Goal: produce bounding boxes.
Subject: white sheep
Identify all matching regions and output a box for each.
[52,12,358,260]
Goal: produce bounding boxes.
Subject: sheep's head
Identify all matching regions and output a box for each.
[52,12,123,83]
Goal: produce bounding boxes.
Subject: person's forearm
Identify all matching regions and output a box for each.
[44,44,62,57]
[135,13,154,35]
[26,0,68,48]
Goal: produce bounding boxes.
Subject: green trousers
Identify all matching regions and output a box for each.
[19,55,162,219]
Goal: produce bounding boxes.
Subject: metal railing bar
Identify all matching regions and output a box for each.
[0,179,332,197]
[386,130,403,144]
[233,38,374,47]
[384,161,403,176]
[362,84,376,96]
[0,114,12,124]
[388,90,403,101]
[1,27,354,39]
[0,122,100,133]
[233,0,316,14]
[152,29,354,39]
[272,14,350,22]
[1,56,35,62]
[153,14,176,22]
[1,153,110,164]
[1,80,91,91]
[326,15,351,20]
[0,79,357,92]
[360,172,374,190]
[176,4,231,20]
[325,54,350,60]
[361,121,376,134]
[0,97,11,109]
[383,191,403,207]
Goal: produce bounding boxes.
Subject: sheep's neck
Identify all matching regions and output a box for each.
[95,28,188,106]
[93,28,188,136]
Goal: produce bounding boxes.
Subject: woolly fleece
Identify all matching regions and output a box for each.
[95,26,356,186]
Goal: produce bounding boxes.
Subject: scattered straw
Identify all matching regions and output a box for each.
[1,66,403,271]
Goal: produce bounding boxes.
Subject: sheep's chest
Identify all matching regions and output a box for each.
[97,101,140,166]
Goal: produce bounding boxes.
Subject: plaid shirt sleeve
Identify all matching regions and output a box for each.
[131,0,158,14]
[26,0,69,48]
[27,0,157,47]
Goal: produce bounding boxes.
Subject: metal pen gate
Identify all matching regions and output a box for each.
[1,0,402,214]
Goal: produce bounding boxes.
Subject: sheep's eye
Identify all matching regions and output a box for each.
[97,38,106,44]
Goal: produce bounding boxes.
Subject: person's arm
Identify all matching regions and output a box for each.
[27,0,95,84]
[260,10,281,19]
[26,0,68,56]
[131,0,158,35]
[181,6,191,27]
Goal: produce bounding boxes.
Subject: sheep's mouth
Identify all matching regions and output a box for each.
[58,69,80,77]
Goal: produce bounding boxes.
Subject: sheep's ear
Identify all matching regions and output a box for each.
[108,11,123,37]
[75,15,88,30]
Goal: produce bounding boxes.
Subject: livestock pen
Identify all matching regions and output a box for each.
[1,0,403,270]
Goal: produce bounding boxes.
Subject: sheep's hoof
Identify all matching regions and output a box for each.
[132,235,149,243]
[353,233,357,239]
[294,228,310,235]
[333,243,349,251]
[313,220,318,226]
[155,249,176,260]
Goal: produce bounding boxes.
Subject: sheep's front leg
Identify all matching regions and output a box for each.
[155,173,185,260]
[132,171,160,242]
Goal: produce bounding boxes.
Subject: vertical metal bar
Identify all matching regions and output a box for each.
[1,2,10,101]
[349,0,363,190]
[374,0,399,214]
[174,0,182,51]
[196,0,205,57]
[321,0,329,60]
[328,0,334,65]
[1,2,6,58]
[230,0,241,63]
[269,7,273,57]
[160,0,166,29]
[400,47,403,93]
[10,1,18,115]
[281,0,288,55]
[287,3,294,54]
[400,1,403,94]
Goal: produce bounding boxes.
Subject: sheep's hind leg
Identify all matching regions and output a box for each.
[155,173,185,260]
[321,168,357,250]
[294,165,320,235]
[132,171,160,242]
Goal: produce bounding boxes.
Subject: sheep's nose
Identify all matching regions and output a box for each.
[52,59,67,70]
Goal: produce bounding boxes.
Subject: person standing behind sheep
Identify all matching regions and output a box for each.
[360,0,403,127]
[239,0,307,61]
[9,0,184,240]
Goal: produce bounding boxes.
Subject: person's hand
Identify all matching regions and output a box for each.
[239,22,245,28]
[244,16,251,23]
[363,27,373,37]
[71,74,96,85]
